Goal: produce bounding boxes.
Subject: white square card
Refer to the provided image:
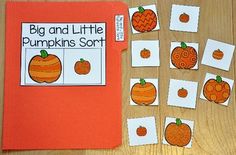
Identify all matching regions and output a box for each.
[130,78,159,106]
[129,5,160,34]
[131,40,160,67]
[127,117,158,146]
[162,117,194,148]
[170,4,200,32]
[167,79,198,109]
[201,39,235,71]
[200,73,234,106]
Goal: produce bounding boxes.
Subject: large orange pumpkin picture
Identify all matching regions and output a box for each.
[165,118,192,147]
[131,6,157,33]
[171,42,197,69]
[131,79,157,105]
[28,50,62,83]
[203,75,230,104]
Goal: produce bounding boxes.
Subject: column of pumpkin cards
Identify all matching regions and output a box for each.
[200,39,235,106]
[127,4,160,147]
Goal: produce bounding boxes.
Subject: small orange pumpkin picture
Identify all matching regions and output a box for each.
[179,13,190,23]
[212,49,224,60]
[203,75,230,104]
[171,42,197,69]
[28,50,62,83]
[74,58,91,75]
[165,118,192,147]
[136,126,147,136]
[132,6,157,33]
[140,48,151,59]
[131,79,157,105]
[178,88,188,98]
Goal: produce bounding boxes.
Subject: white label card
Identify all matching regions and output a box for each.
[21,23,106,86]
[115,15,124,41]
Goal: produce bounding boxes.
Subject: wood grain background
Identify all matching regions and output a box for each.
[0,0,236,154]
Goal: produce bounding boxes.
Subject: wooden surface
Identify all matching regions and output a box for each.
[0,0,236,154]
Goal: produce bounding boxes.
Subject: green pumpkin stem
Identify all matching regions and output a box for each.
[80,58,85,62]
[138,6,145,13]
[181,42,187,49]
[140,78,146,86]
[176,118,182,126]
[40,50,48,58]
[216,75,222,83]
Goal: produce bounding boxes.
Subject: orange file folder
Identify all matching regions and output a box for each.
[3,1,128,150]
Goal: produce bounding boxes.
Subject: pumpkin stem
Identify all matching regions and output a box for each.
[80,58,85,62]
[138,6,145,13]
[216,75,222,83]
[140,78,146,86]
[40,50,48,58]
[181,42,187,49]
[176,118,182,126]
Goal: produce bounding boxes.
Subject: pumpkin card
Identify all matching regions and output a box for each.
[131,40,160,67]
[3,1,128,150]
[170,42,199,70]
[170,4,200,32]
[127,117,158,146]
[130,78,159,106]
[201,39,235,71]
[162,117,194,148]
[128,5,160,34]
[200,73,234,106]
[167,79,198,109]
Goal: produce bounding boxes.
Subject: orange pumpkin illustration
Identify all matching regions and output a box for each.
[136,126,147,136]
[178,88,188,98]
[171,42,197,69]
[165,118,192,147]
[28,50,62,83]
[74,58,91,75]
[203,75,230,104]
[179,13,190,23]
[212,49,224,60]
[131,6,157,33]
[140,48,151,58]
[131,79,157,105]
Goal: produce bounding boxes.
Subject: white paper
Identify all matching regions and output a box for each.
[21,23,106,86]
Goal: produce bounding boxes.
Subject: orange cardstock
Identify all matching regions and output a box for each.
[3,1,128,150]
